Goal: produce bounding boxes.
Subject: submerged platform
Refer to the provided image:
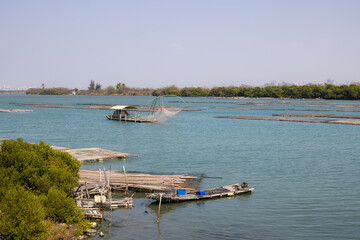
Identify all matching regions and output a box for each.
[216,116,360,125]
[1,138,137,161]
[64,148,138,161]
[0,108,33,113]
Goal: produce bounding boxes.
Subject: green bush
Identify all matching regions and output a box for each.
[0,186,49,240]
[42,187,82,223]
[0,139,87,239]
[39,88,63,95]
[0,139,80,196]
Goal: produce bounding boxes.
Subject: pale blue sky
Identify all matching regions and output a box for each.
[1,0,359,89]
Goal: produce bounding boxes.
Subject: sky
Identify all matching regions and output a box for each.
[1,0,360,89]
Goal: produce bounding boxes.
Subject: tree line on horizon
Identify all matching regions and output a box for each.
[26,81,360,100]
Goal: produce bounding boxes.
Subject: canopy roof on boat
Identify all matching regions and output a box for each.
[110,105,137,110]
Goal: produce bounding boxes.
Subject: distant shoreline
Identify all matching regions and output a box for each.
[20,83,360,100]
[0,91,26,94]
[2,92,360,101]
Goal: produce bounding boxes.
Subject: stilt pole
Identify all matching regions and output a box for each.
[156,193,163,223]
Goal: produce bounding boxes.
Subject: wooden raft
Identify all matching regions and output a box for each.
[64,148,138,161]
[79,169,200,192]
[1,139,137,161]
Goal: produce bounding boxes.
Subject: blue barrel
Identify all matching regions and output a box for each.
[177,189,186,195]
[196,190,205,196]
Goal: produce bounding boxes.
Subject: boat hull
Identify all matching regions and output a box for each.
[146,184,254,203]
[106,114,157,123]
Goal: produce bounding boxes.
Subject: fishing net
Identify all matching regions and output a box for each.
[144,96,185,122]
[154,107,181,122]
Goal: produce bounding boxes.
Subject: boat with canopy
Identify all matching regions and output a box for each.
[106,96,184,123]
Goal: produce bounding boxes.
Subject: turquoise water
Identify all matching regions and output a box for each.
[1,94,359,240]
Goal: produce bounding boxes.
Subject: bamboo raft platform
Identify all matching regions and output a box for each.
[64,148,138,161]
[78,169,201,192]
[216,116,360,125]
[1,139,137,161]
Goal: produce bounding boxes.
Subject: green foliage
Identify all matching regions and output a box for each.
[160,86,181,96]
[39,88,63,95]
[180,87,210,97]
[74,221,91,237]
[88,80,95,90]
[116,82,126,94]
[0,186,49,240]
[27,88,72,95]
[106,86,117,95]
[26,88,42,94]
[26,83,360,99]
[95,83,102,90]
[0,139,80,196]
[0,139,85,239]
[173,84,360,99]
[152,89,160,96]
[42,187,83,223]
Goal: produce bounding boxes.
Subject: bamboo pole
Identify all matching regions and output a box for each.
[156,193,162,223]
[85,182,90,199]
[103,167,107,185]
[123,166,128,194]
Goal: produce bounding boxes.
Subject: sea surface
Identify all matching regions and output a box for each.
[0,94,359,240]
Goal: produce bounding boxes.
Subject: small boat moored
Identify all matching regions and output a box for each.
[106,105,153,122]
[146,182,254,203]
[106,96,185,123]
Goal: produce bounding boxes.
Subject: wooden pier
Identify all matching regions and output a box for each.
[78,169,200,192]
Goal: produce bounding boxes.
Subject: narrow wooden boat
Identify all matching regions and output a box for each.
[146,183,254,203]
